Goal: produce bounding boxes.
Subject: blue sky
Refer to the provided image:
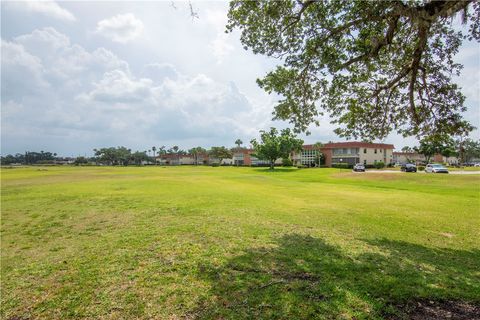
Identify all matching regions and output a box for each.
[1,1,479,156]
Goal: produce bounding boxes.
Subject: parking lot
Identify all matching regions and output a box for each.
[364,170,480,175]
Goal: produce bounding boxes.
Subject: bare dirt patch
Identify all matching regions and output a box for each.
[390,300,480,320]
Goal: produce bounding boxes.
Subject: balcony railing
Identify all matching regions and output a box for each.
[332,153,359,157]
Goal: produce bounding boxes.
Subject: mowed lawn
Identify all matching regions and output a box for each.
[1,166,479,319]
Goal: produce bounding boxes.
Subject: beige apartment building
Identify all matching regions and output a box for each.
[292,142,395,167]
[323,142,394,166]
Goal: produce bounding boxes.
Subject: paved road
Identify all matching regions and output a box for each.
[365,170,480,175]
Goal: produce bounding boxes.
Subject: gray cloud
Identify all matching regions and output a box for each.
[1,2,478,155]
[1,27,269,155]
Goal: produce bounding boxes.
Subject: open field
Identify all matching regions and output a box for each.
[1,166,479,319]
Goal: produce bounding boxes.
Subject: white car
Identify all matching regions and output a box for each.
[425,164,449,173]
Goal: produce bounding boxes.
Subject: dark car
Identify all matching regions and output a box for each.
[353,164,365,172]
[401,163,417,172]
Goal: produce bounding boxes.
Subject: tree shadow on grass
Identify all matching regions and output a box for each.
[191,234,480,319]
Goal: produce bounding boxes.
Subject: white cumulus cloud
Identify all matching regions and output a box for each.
[95,13,144,43]
[5,0,76,21]
[204,9,235,63]
[1,27,268,154]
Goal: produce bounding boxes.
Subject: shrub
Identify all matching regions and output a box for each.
[282,158,293,167]
[296,164,304,169]
[210,163,220,167]
[417,166,425,171]
[374,161,385,169]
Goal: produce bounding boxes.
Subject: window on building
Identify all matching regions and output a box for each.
[374,149,377,154]
[364,148,367,154]
[364,160,367,165]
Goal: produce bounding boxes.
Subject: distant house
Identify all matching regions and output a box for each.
[232,149,283,166]
[392,152,426,165]
[155,153,232,166]
[393,152,459,165]
[156,154,191,165]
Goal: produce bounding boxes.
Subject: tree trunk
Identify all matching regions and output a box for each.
[270,160,274,170]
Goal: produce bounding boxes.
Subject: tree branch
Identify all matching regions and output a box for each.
[281,0,316,33]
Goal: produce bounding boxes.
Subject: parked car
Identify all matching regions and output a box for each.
[401,163,417,172]
[353,164,365,172]
[425,164,449,173]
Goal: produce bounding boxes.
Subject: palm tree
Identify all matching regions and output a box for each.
[152,146,157,164]
[172,146,179,165]
[235,139,243,150]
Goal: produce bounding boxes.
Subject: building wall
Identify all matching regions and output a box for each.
[323,149,333,167]
[393,152,425,164]
[359,147,393,165]
[179,157,194,165]
[392,153,458,165]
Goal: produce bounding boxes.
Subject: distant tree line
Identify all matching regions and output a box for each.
[93,147,151,166]
[401,137,480,164]
[3,132,479,167]
[1,151,58,165]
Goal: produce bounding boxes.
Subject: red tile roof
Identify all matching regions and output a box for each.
[322,142,394,149]
[301,145,319,150]
[392,152,420,155]
[157,154,195,159]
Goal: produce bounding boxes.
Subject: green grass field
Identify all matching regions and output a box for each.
[1,166,479,319]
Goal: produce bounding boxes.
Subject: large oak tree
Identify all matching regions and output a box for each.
[227,0,479,140]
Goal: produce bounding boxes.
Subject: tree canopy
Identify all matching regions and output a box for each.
[94,147,151,166]
[227,0,479,140]
[458,138,480,163]
[208,146,233,163]
[415,134,456,163]
[251,127,304,169]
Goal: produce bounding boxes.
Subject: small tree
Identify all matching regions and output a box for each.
[74,156,88,166]
[417,135,455,163]
[130,151,150,165]
[250,127,304,170]
[208,146,232,165]
[313,142,324,167]
[189,147,207,165]
[458,138,480,163]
